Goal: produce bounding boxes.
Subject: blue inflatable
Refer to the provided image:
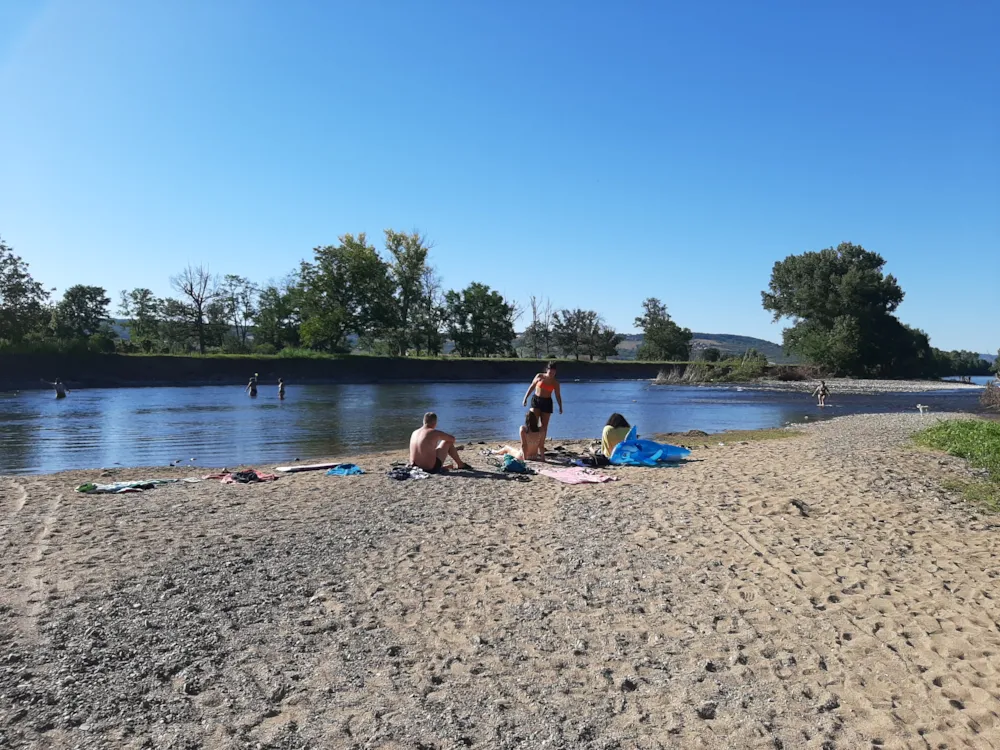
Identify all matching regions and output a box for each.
[609,426,691,466]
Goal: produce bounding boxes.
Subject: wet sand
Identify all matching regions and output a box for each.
[2,413,999,749]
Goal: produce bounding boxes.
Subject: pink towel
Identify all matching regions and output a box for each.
[538,467,617,484]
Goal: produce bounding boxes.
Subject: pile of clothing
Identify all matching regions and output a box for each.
[387,465,431,481]
[205,469,279,484]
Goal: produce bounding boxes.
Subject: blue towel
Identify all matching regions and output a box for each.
[326,463,365,476]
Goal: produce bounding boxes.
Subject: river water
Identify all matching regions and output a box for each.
[0,382,984,475]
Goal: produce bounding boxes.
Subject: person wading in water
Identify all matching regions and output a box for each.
[41,379,69,399]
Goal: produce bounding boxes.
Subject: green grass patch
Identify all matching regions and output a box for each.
[914,419,1000,511]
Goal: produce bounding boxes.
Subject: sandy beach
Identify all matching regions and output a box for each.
[2,413,999,749]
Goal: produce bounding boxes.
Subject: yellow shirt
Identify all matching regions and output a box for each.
[602,425,631,457]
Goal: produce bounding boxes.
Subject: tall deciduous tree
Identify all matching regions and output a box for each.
[590,324,624,360]
[219,274,259,350]
[0,238,50,344]
[254,281,300,351]
[51,285,111,340]
[119,288,161,348]
[635,298,692,361]
[384,230,432,356]
[410,267,444,356]
[444,283,516,357]
[761,242,932,376]
[551,309,620,360]
[171,265,219,354]
[521,295,554,359]
[159,298,196,351]
[297,234,395,352]
[551,309,590,360]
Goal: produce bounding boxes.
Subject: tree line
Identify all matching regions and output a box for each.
[0,233,692,362]
[1,234,995,377]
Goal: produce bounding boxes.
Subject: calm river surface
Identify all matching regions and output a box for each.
[0,382,984,475]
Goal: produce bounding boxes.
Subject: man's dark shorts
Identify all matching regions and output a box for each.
[427,458,444,474]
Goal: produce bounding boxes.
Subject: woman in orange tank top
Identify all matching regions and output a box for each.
[521,362,563,453]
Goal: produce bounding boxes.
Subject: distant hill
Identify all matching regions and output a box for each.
[611,332,794,363]
[513,330,794,363]
[982,352,997,364]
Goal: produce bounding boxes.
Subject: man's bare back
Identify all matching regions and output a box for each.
[409,413,467,473]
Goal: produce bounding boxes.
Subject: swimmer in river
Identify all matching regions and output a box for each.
[812,379,830,407]
[41,379,69,399]
[278,378,285,400]
[245,374,258,397]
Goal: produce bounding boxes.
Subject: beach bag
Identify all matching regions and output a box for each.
[501,455,528,474]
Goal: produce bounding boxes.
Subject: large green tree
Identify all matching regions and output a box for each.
[993,350,1000,376]
[0,238,50,344]
[552,309,595,360]
[158,298,196,352]
[254,282,300,351]
[444,283,516,357]
[550,309,621,360]
[51,285,111,340]
[119,288,162,349]
[762,242,933,376]
[635,298,692,361]
[297,234,395,352]
[384,230,432,356]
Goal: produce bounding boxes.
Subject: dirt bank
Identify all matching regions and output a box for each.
[0,354,667,391]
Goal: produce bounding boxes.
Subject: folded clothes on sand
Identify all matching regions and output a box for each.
[537,467,617,485]
[75,478,193,494]
[326,463,365,476]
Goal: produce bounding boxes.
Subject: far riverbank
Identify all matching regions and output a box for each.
[0,353,989,392]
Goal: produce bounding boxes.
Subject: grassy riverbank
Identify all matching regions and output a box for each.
[914,419,1000,511]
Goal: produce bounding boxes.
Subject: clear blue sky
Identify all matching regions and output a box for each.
[1,0,997,352]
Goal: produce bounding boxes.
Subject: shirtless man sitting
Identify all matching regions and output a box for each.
[409,412,468,473]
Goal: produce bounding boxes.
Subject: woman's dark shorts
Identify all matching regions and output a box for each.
[530,395,554,414]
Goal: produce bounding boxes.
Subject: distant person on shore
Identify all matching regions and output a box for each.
[602,413,632,457]
[491,410,546,462]
[41,379,69,399]
[278,378,285,400]
[522,362,562,449]
[812,380,830,407]
[245,374,258,398]
[409,412,468,473]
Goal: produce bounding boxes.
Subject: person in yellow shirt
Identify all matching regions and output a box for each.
[602,413,632,457]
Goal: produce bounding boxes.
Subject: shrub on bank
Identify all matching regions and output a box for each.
[982,382,1000,412]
